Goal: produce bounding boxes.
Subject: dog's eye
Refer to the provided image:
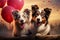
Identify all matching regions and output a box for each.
[23,15,26,18]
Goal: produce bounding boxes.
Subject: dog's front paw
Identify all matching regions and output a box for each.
[36,33,41,36]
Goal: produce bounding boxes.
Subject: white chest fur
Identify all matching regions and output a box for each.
[36,24,50,36]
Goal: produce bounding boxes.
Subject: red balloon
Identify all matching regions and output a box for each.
[7,0,24,10]
[0,0,6,8]
[1,6,16,23]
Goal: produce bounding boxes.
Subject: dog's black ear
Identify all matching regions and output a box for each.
[44,8,52,16]
[31,4,39,10]
[12,11,18,16]
[44,8,52,12]
[23,9,30,15]
[12,10,20,20]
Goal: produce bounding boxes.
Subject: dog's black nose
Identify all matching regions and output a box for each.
[37,18,40,21]
[20,20,24,23]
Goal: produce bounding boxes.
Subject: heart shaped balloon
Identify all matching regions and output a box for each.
[1,6,16,23]
[0,0,6,8]
[7,0,24,10]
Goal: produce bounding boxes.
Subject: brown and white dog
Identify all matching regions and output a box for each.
[31,4,51,36]
[36,15,51,36]
[36,8,52,36]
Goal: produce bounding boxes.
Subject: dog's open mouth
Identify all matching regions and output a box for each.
[20,20,25,30]
[37,22,41,26]
[20,23,25,30]
[36,19,41,26]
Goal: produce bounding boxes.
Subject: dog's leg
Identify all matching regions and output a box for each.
[12,20,19,37]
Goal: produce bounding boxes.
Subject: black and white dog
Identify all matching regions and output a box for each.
[12,9,31,37]
[36,8,52,36]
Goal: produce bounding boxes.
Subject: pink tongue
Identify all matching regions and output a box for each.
[20,24,24,29]
[37,23,40,26]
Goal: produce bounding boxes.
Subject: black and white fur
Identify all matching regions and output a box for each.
[36,8,52,36]
[12,9,31,37]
